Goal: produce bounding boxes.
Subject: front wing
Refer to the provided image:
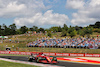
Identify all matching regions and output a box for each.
[39,60,58,63]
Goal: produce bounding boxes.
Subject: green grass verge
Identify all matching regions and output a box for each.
[0,60,39,67]
[1,46,100,54]
[18,47,100,54]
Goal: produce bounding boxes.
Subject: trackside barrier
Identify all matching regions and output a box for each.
[0,51,100,57]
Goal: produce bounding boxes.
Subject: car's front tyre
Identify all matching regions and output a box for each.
[28,58,33,61]
[28,56,33,62]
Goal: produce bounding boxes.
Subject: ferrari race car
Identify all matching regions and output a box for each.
[28,52,58,63]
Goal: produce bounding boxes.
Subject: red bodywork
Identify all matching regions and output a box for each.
[34,53,57,63]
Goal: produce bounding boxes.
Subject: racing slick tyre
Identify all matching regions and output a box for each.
[52,57,57,61]
[28,56,33,62]
[28,58,33,62]
[36,57,40,63]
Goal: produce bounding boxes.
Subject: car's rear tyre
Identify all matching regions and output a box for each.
[52,57,57,61]
[36,57,40,62]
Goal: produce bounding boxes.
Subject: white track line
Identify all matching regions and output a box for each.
[0,58,63,67]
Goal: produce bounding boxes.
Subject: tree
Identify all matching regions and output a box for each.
[89,21,100,28]
[38,28,45,33]
[84,27,93,34]
[95,21,100,28]
[97,29,100,33]
[33,26,38,31]
[58,26,62,32]
[16,29,21,34]
[1,24,11,35]
[47,32,52,37]
[29,28,34,31]
[74,26,81,31]
[69,30,77,38]
[61,30,67,37]
[45,29,49,32]
[50,26,59,32]
[29,26,38,32]
[68,27,75,34]
[9,23,17,35]
[79,30,85,37]
[62,24,68,31]
[20,26,28,34]
[84,27,93,38]
[0,25,2,35]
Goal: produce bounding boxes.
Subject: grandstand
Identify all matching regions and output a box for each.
[27,37,100,49]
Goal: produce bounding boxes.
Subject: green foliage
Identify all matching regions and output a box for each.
[86,34,90,38]
[0,24,11,35]
[69,30,77,38]
[94,29,99,32]
[49,26,62,32]
[20,26,28,34]
[9,23,17,35]
[47,32,52,37]
[45,29,49,32]
[84,27,93,35]
[93,28,100,33]
[97,29,100,33]
[61,30,67,37]
[95,21,100,28]
[74,26,81,31]
[0,21,99,36]
[79,30,85,37]
[68,27,75,34]
[50,26,59,32]
[58,26,62,32]
[16,29,21,34]
[29,26,38,32]
[38,28,45,33]
[62,24,68,31]
[89,21,100,28]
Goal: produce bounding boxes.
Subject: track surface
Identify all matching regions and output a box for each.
[0,56,100,67]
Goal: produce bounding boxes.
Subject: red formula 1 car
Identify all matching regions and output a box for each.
[28,52,58,64]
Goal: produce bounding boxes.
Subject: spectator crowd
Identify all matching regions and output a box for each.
[26,37,100,49]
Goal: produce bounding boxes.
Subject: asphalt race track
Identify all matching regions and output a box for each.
[0,56,100,67]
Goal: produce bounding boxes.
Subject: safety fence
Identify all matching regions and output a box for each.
[0,51,100,57]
